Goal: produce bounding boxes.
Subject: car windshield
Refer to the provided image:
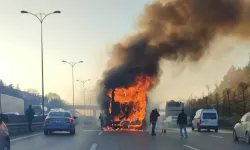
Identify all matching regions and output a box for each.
[49,112,71,117]
[203,113,217,119]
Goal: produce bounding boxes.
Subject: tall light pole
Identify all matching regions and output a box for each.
[62,60,83,115]
[76,79,90,105]
[21,10,61,116]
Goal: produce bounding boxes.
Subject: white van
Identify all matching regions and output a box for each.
[191,109,219,132]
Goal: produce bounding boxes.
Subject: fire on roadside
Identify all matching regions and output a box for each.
[105,74,155,131]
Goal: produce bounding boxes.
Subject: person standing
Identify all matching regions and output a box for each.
[99,112,104,130]
[25,105,35,132]
[177,109,188,138]
[150,108,160,136]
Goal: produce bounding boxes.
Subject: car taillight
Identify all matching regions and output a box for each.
[67,119,73,123]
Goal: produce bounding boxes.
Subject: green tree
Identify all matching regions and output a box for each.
[46,92,61,100]
[0,79,4,86]
[27,88,39,95]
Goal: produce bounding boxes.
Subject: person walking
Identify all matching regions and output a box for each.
[177,109,188,138]
[25,105,35,132]
[150,108,160,136]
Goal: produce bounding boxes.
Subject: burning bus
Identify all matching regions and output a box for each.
[101,74,154,130]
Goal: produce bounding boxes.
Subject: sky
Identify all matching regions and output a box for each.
[0,0,250,105]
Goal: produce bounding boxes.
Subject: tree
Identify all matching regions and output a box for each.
[48,99,66,109]
[27,88,40,95]
[8,84,14,89]
[0,79,4,86]
[238,82,248,114]
[214,82,219,113]
[224,88,231,116]
[206,84,210,96]
[16,84,20,90]
[46,92,61,101]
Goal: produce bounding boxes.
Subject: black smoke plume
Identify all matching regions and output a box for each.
[98,0,250,110]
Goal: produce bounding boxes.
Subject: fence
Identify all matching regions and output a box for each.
[6,122,44,136]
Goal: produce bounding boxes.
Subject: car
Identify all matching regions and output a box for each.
[233,112,250,144]
[192,109,219,132]
[44,110,76,135]
[0,115,10,150]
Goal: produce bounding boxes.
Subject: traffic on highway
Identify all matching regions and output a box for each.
[2,0,250,150]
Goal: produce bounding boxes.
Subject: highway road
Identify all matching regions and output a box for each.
[10,124,250,150]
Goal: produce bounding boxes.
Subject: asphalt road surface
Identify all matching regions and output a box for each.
[10,124,250,150]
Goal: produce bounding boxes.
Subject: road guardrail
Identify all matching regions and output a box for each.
[6,122,44,136]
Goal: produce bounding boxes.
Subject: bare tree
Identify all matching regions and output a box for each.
[238,82,248,114]
[206,84,210,96]
[214,82,219,112]
[224,88,231,116]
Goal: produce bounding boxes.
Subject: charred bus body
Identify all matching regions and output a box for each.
[102,88,147,130]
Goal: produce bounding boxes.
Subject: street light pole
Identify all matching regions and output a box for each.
[76,79,90,105]
[21,10,61,116]
[62,60,83,115]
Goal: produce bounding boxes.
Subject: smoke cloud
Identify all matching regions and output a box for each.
[98,0,250,109]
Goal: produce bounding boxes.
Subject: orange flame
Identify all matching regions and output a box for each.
[107,74,155,129]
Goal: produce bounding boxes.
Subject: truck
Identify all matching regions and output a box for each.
[0,94,25,115]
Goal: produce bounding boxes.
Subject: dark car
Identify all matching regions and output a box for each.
[0,115,10,150]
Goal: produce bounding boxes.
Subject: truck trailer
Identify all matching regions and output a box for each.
[0,94,25,115]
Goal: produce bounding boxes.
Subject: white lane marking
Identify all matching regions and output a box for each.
[210,135,224,139]
[90,143,97,150]
[80,129,100,132]
[11,133,42,142]
[183,145,200,150]
[98,131,102,136]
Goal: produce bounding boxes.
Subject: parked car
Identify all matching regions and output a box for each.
[192,109,219,132]
[233,112,250,144]
[44,110,76,135]
[0,115,10,150]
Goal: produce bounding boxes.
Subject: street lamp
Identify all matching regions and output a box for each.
[62,60,83,114]
[76,79,91,105]
[21,10,61,116]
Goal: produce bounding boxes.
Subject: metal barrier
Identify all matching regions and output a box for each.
[6,122,44,136]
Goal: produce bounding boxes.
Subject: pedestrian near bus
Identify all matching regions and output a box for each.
[177,109,188,138]
[150,108,160,136]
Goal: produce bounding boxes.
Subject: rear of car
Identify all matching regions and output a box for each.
[0,121,10,150]
[44,111,75,135]
[200,109,219,132]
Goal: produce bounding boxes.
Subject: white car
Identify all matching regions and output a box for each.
[192,109,219,132]
[233,112,250,144]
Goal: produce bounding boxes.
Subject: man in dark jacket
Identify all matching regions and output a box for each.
[25,105,35,132]
[150,108,160,136]
[177,109,188,138]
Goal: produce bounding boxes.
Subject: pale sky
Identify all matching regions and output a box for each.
[0,0,151,104]
[0,0,250,105]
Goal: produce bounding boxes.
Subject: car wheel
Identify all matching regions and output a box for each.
[197,124,201,132]
[215,128,218,132]
[233,130,239,142]
[44,130,49,135]
[245,132,250,144]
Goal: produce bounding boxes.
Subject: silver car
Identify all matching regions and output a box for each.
[44,111,76,135]
[0,115,10,150]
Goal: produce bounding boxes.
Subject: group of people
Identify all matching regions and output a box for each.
[150,108,188,137]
